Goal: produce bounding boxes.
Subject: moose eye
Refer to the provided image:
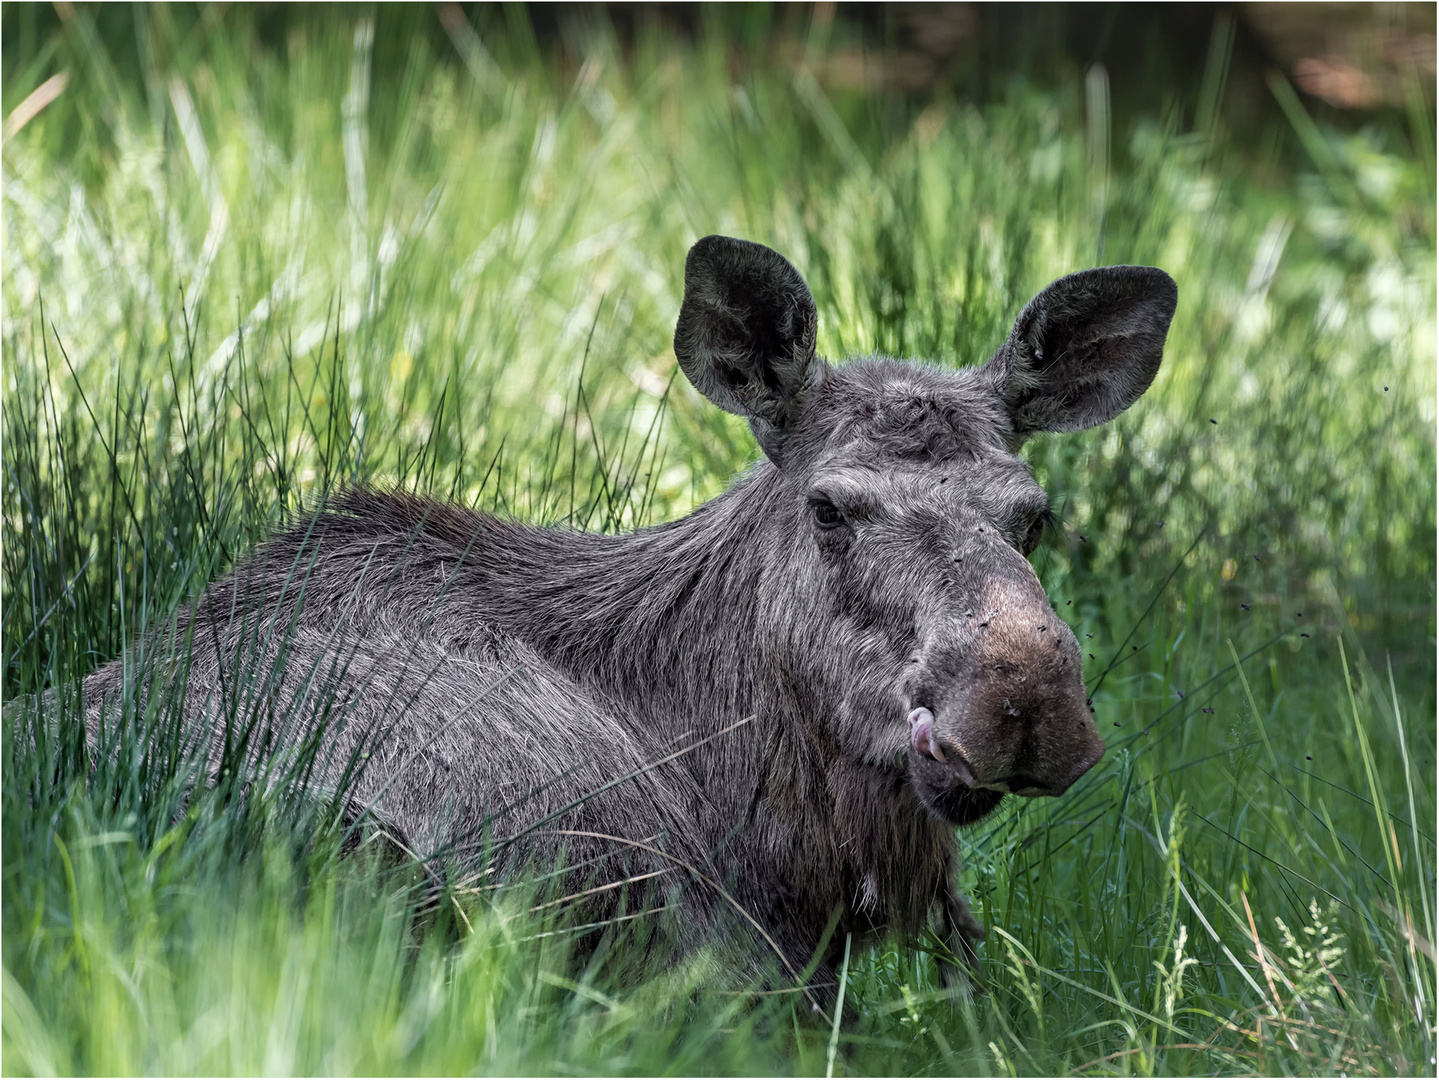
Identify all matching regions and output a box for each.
[1021,511,1053,556]
[811,499,845,529]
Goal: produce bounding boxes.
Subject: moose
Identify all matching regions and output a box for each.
[80,235,1177,1002]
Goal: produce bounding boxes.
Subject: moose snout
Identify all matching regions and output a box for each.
[911,677,1103,798]
[909,582,1106,801]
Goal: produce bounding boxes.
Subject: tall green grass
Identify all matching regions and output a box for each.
[3,6,1434,1075]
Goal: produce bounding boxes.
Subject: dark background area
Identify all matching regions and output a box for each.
[5,2,1435,150]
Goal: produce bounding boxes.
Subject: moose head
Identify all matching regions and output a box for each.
[674,235,1177,827]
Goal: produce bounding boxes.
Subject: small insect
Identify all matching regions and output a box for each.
[1156,520,1165,527]
[1301,632,1310,638]
[1066,599,1072,606]
[1085,633,1093,638]
[1089,653,1096,660]
[1142,729,1149,735]
[1209,418,1217,424]
[1295,612,1303,618]
[1113,721,1121,727]
[1202,707,1215,714]
[1176,690,1184,698]
[1132,645,1138,651]
[1240,603,1250,611]
[1384,386,1389,391]
[1078,534,1089,543]
[1252,554,1260,562]
[1306,755,1313,760]
[939,477,948,484]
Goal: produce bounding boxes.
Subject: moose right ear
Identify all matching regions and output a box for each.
[985,265,1178,444]
[674,235,824,464]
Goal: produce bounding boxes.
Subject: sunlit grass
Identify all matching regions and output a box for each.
[3,5,1434,1075]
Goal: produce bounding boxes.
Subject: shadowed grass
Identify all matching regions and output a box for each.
[3,5,1434,1075]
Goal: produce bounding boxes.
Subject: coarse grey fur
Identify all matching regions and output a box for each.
[79,235,1177,1003]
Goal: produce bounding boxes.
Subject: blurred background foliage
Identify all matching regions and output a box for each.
[1,3,1435,1076]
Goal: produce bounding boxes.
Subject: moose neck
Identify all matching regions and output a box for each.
[472,466,789,736]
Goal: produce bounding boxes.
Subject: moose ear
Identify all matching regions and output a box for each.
[986,266,1178,443]
[674,235,824,463]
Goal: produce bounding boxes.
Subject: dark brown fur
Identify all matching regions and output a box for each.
[80,236,1177,1002]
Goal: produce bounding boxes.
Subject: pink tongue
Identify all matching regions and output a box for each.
[907,707,947,763]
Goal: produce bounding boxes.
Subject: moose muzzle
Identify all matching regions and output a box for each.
[908,568,1106,813]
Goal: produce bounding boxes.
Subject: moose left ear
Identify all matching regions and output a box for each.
[674,235,824,464]
[986,266,1178,443]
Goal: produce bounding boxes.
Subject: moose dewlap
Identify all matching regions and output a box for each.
[82,236,1177,1000]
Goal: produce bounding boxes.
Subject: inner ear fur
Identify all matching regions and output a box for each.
[988,265,1178,442]
[673,235,823,463]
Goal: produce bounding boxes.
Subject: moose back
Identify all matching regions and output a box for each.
[81,235,1177,998]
